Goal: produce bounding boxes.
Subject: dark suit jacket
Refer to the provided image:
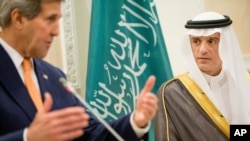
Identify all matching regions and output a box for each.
[0,44,145,141]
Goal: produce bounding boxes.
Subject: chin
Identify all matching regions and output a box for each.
[198,65,210,72]
[36,52,48,59]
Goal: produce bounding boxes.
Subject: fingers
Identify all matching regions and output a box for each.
[28,106,89,141]
[49,109,89,138]
[47,107,89,140]
[47,107,90,127]
[141,75,156,95]
[133,76,158,127]
[43,92,53,113]
[48,107,86,118]
[139,94,158,117]
[134,96,158,128]
[28,91,90,141]
[51,111,89,132]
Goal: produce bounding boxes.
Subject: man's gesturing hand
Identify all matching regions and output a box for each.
[27,93,90,141]
[133,75,158,128]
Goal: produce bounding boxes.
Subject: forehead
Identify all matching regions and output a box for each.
[190,32,220,39]
[40,1,62,16]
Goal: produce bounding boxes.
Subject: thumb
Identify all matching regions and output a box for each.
[141,75,156,95]
[43,92,53,113]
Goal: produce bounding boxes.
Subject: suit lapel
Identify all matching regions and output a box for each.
[33,59,50,99]
[0,44,37,120]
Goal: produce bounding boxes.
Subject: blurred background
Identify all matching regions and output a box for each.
[45,0,250,96]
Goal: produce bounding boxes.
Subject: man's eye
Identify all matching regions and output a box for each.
[46,15,58,23]
[209,39,218,45]
[48,17,56,21]
[192,40,200,44]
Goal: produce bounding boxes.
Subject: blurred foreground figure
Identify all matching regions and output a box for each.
[0,0,158,141]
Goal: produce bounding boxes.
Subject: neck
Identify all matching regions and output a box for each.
[0,28,26,57]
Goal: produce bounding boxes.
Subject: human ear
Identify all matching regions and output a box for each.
[11,8,25,30]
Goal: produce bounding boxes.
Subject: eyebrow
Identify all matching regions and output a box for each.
[190,36,219,40]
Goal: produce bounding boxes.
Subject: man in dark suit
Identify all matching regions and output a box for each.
[0,0,158,141]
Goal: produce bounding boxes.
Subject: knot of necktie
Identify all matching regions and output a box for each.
[22,58,32,72]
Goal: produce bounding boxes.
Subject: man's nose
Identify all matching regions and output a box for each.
[51,22,60,36]
[199,42,208,53]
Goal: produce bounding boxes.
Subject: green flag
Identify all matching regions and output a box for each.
[86,0,173,140]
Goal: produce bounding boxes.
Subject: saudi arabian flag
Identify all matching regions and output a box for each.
[86,0,173,140]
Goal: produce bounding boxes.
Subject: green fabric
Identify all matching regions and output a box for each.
[86,0,173,140]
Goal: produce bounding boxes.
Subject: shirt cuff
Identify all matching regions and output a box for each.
[130,112,150,138]
[23,128,28,141]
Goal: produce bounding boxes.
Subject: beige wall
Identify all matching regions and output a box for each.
[155,0,204,75]
[205,0,250,55]
[44,36,64,70]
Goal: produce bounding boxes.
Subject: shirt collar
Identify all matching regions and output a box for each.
[0,37,25,68]
[202,69,226,87]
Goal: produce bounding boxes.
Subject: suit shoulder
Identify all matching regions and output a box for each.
[34,59,65,76]
[157,73,188,95]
